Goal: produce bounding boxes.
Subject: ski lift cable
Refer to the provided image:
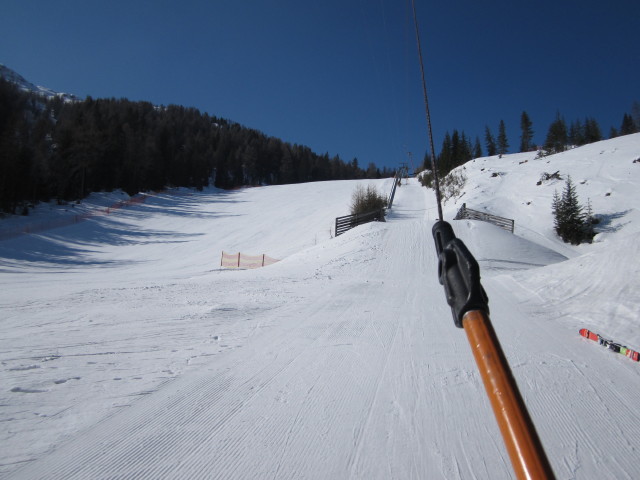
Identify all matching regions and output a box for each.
[409,1,556,478]
[410,0,442,221]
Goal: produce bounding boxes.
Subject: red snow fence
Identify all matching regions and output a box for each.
[220,252,280,269]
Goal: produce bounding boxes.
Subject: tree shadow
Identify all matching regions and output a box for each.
[0,188,251,270]
[0,215,200,271]
[595,210,631,234]
[135,189,250,219]
[0,233,127,270]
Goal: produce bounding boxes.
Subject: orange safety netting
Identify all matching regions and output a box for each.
[220,252,280,269]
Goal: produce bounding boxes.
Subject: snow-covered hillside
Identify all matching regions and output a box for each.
[444,133,640,346]
[1,134,639,479]
[0,64,78,102]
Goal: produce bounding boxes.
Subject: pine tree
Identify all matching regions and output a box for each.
[632,102,640,131]
[561,176,583,244]
[497,120,509,155]
[583,117,602,143]
[473,136,482,158]
[366,162,378,178]
[485,126,497,156]
[519,111,534,152]
[461,131,472,164]
[552,176,594,245]
[551,190,564,235]
[609,126,619,139]
[620,113,637,135]
[438,132,453,174]
[450,130,462,168]
[569,119,585,146]
[544,114,568,154]
[423,151,432,171]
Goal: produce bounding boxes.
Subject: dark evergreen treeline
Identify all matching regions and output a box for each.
[424,130,477,176]
[0,78,392,214]
[544,114,606,154]
[423,106,640,177]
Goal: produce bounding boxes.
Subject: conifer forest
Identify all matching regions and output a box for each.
[0,78,391,214]
[1,76,638,215]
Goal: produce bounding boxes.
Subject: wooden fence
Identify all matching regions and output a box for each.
[387,166,407,208]
[454,203,515,233]
[335,209,385,237]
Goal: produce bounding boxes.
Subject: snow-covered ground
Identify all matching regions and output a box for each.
[1,134,639,479]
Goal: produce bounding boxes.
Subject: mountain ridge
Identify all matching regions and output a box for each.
[0,63,78,102]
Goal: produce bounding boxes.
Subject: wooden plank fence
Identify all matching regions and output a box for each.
[454,203,515,233]
[335,208,385,236]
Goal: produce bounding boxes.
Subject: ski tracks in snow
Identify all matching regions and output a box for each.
[487,274,640,479]
[9,240,405,478]
[7,182,508,479]
[6,179,640,479]
[6,185,415,479]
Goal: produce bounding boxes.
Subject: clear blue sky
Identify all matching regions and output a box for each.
[2,0,639,171]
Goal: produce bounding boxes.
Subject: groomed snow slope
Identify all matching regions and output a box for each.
[1,134,640,479]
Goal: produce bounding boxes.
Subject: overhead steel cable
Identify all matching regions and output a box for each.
[410,0,442,221]
[409,1,556,478]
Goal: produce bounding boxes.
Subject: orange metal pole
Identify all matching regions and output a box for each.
[463,310,555,480]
